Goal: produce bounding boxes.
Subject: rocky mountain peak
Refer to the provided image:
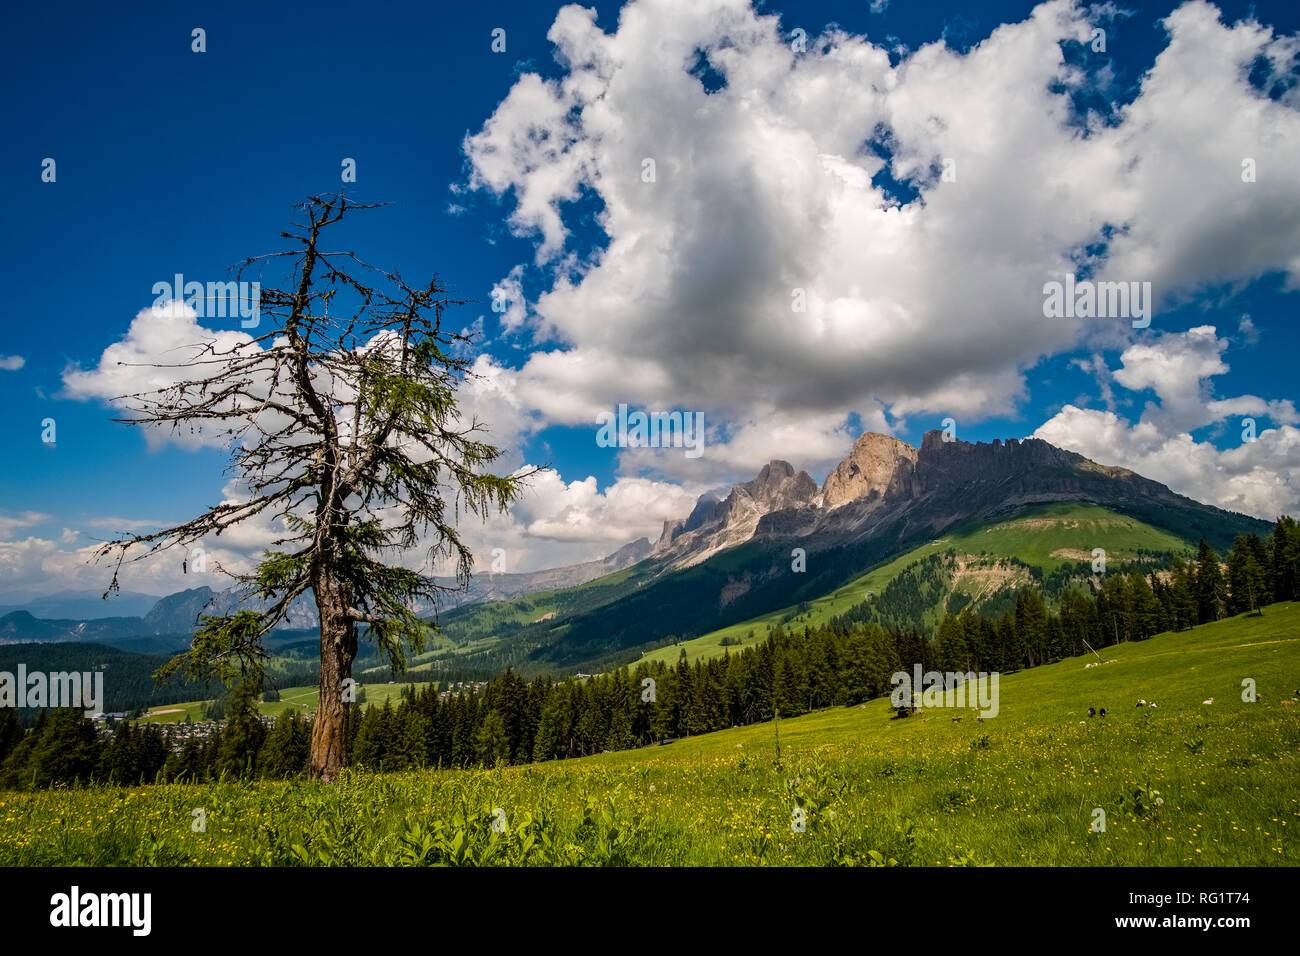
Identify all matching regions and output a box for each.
[755,459,795,481]
[821,433,918,510]
[602,538,652,569]
[914,430,1081,492]
[652,459,819,564]
[143,586,217,632]
[745,460,819,509]
[650,426,1209,571]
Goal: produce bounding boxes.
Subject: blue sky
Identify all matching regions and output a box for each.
[2,0,1299,598]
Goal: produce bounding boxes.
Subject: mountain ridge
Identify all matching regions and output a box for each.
[517,429,1272,666]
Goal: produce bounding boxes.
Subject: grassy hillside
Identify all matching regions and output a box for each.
[381,564,655,677]
[4,603,1296,866]
[641,503,1190,666]
[138,681,432,724]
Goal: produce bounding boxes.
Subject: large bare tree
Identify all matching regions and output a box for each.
[97,194,529,781]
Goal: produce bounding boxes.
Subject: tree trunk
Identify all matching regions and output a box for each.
[309,572,357,782]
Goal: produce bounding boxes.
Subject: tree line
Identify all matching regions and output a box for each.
[910,522,1295,673]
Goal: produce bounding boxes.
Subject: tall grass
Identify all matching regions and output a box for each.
[3,606,1297,866]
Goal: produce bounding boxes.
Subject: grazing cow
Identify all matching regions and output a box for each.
[952,716,963,722]
[1088,707,1096,717]
[1203,698,1214,705]
[1099,708,1106,717]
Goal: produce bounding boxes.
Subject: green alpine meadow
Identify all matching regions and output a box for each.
[3,603,1296,867]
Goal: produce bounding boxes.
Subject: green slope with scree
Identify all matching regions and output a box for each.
[332,502,1198,676]
[138,681,434,724]
[391,562,654,674]
[640,502,1191,666]
[5,603,1297,866]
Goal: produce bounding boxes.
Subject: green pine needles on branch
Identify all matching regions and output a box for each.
[94,193,532,781]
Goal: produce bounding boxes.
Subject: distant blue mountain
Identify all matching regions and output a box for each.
[0,588,161,620]
[0,538,654,646]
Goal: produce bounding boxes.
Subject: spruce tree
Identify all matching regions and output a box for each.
[215,678,267,778]
[1227,534,1268,614]
[1194,539,1227,624]
[1014,590,1048,665]
[1271,517,1300,601]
